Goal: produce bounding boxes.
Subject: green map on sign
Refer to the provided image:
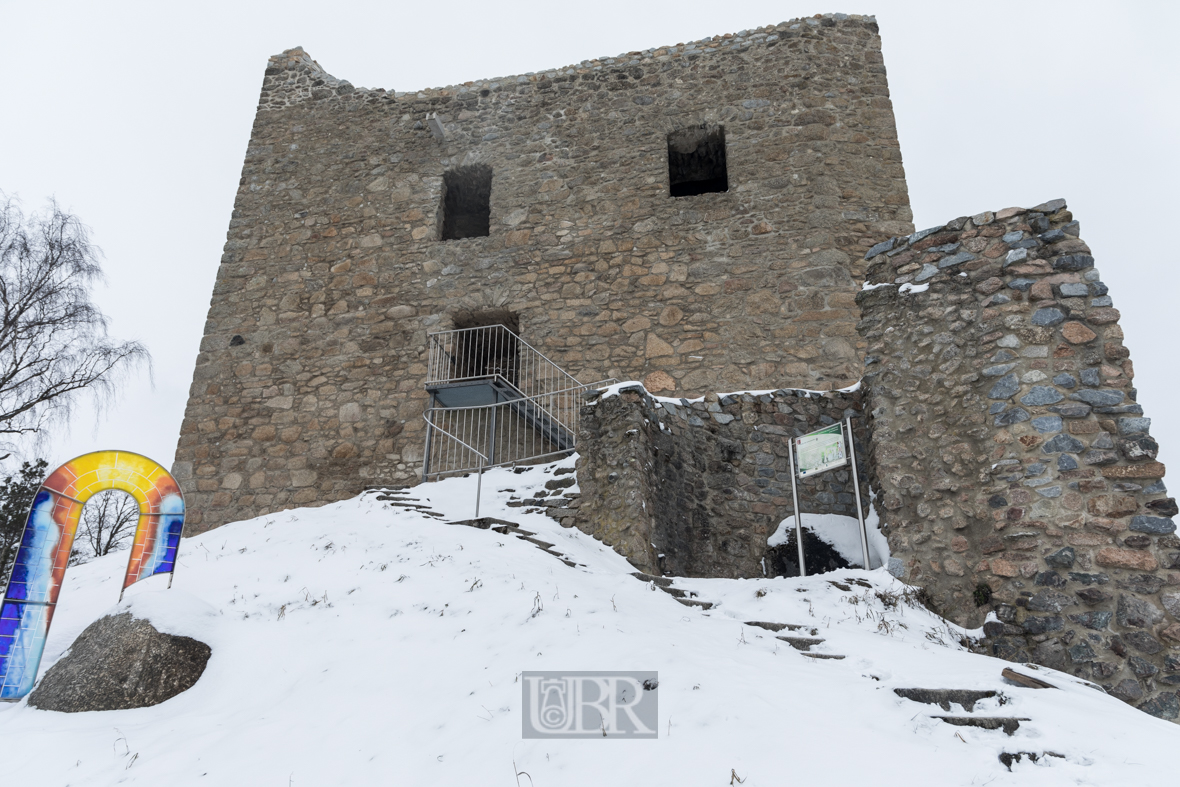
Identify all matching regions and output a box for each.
[795,424,847,478]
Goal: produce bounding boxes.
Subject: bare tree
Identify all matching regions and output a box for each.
[70,490,139,565]
[0,196,149,454]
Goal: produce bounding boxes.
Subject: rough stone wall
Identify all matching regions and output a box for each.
[574,384,869,578]
[173,12,912,532]
[856,200,1180,720]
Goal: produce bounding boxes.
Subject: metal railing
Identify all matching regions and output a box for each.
[426,324,581,401]
[423,324,613,483]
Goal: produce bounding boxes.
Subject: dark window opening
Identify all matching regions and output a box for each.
[667,125,728,197]
[450,309,520,385]
[439,165,492,240]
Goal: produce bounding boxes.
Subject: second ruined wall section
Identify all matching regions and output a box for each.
[856,200,1180,720]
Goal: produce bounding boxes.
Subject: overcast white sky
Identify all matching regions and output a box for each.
[2,0,1177,477]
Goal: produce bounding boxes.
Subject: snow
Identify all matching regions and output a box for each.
[1,457,1177,784]
[860,281,894,291]
[899,282,930,294]
[767,511,890,570]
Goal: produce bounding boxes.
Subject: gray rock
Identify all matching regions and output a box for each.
[1052,373,1076,389]
[1050,403,1091,418]
[1082,450,1119,466]
[1031,308,1066,327]
[1093,432,1114,449]
[1031,416,1063,434]
[1070,389,1125,407]
[997,334,1022,348]
[1057,454,1078,471]
[1080,368,1100,387]
[1069,610,1112,630]
[913,263,939,283]
[1058,282,1088,297]
[1044,547,1075,568]
[1004,248,1028,266]
[27,612,211,713]
[1068,640,1096,662]
[1008,279,1035,291]
[938,251,977,269]
[712,413,735,425]
[1090,281,1109,296]
[1021,386,1064,406]
[1118,417,1150,435]
[1130,656,1159,678]
[994,408,1030,426]
[1117,594,1165,629]
[1091,296,1113,307]
[1036,486,1062,498]
[1124,632,1163,654]
[1042,434,1084,453]
[864,238,895,260]
[1162,592,1180,620]
[988,402,1007,414]
[983,363,1017,377]
[887,557,904,578]
[1140,693,1180,720]
[1033,198,1067,214]
[988,374,1020,400]
[1054,254,1094,271]
[1144,480,1168,495]
[1027,590,1073,613]
[1129,515,1176,534]
[909,226,942,244]
[1025,463,1047,477]
[1002,231,1024,244]
[1040,229,1067,244]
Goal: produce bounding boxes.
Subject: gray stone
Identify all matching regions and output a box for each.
[1110,679,1144,703]
[863,237,887,258]
[1042,434,1084,453]
[887,557,904,578]
[1130,656,1160,678]
[989,402,1007,414]
[1129,516,1176,535]
[982,363,1017,377]
[913,263,939,283]
[1124,632,1164,654]
[1118,417,1150,435]
[1070,573,1110,586]
[1054,254,1094,272]
[1117,594,1165,628]
[1118,575,1166,595]
[1093,432,1114,450]
[988,374,1020,400]
[994,408,1030,426]
[1140,693,1180,720]
[1004,248,1028,266]
[1002,231,1024,244]
[712,413,735,425]
[1032,416,1063,434]
[1036,486,1062,498]
[992,350,1016,362]
[1069,610,1112,630]
[1040,229,1067,244]
[1068,640,1096,662]
[909,226,942,244]
[1031,308,1066,327]
[1082,450,1119,466]
[1033,198,1067,214]
[1052,373,1076,389]
[1080,368,1100,387]
[1144,480,1168,494]
[1162,592,1180,620]
[1091,296,1113,307]
[1007,279,1035,291]
[1058,283,1088,297]
[997,334,1021,348]
[1021,386,1064,406]
[1057,454,1078,471]
[938,251,977,269]
[1044,547,1075,568]
[1022,615,1063,635]
[1027,590,1073,613]
[987,294,1011,305]
[27,613,211,712]
[1070,389,1125,407]
[1025,463,1047,477]
[1050,403,1091,418]
[1090,281,1109,296]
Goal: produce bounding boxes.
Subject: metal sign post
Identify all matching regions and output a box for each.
[786,438,807,578]
[844,418,872,570]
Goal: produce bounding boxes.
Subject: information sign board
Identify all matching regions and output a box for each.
[794,424,847,478]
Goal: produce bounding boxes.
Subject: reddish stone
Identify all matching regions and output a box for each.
[1061,321,1097,345]
[1096,547,1159,571]
[1088,307,1120,325]
[1102,462,1166,479]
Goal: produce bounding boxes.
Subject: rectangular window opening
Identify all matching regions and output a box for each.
[439,164,492,240]
[667,125,728,197]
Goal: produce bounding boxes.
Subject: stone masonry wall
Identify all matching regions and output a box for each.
[856,200,1180,720]
[574,384,869,578]
[173,12,912,532]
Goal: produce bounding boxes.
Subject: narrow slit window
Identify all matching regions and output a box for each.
[667,125,728,197]
[439,164,492,240]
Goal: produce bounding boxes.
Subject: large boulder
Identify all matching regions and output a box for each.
[28,612,210,712]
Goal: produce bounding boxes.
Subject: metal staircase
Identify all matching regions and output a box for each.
[421,324,610,481]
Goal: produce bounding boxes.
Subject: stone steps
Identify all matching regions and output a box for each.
[775,636,826,652]
[895,685,1029,737]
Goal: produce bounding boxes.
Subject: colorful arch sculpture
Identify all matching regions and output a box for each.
[0,451,185,700]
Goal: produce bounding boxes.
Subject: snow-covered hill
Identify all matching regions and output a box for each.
[1,458,1176,785]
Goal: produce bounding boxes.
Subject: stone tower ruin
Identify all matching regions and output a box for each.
[173,13,910,533]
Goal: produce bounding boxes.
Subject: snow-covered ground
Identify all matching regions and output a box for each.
[1,457,1177,785]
